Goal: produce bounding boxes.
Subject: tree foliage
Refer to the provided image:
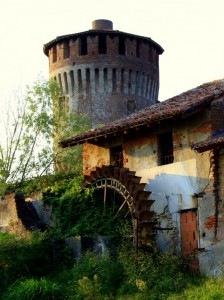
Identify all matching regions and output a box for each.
[0,77,91,194]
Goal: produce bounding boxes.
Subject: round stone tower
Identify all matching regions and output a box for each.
[43,20,164,126]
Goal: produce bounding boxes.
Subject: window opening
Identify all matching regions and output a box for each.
[158,131,174,165]
[80,36,87,55]
[112,68,117,92]
[98,35,107,54]
[110,145,123,168]
[104,68,107,91]
[119,36,125,55]
[127,100,136,113]
[86,68,90,92]
[70,70,75,93]
[64,72,68,94]
[77,69,82,92]
[63,41,70,59]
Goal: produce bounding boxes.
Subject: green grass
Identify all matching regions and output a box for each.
[1,232,224,300]
[168,277,224,300]
[3,278,63,300]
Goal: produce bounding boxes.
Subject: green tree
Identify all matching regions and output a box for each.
[0,77,90,194]
[52,93,90,173]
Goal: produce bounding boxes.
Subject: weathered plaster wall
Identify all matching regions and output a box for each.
[81,109,224,275]
[83,143,110,175]
[119,112,211,254]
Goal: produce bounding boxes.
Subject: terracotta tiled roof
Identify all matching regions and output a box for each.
[191,131,224,152]
[60,79,224,148]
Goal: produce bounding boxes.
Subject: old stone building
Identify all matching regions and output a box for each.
[60,79,224,276]
[43,20,163,126]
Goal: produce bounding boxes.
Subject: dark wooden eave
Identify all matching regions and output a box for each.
[192,132,224,153]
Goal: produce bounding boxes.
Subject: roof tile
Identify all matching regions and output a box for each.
[60,79,224,148]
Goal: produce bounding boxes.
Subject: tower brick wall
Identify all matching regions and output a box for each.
[44,20,164,126]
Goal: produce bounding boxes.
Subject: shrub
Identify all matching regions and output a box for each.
[44,176,133,240]
[3,278,63,300]
[0,231,74,295]
[117,244,191,299]
[69,251,123,298]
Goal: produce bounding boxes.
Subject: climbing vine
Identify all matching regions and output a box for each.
[43,176,133,239]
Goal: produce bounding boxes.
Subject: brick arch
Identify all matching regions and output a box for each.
[85,165,156,247]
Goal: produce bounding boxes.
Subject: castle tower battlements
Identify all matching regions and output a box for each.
[44,20,164,126]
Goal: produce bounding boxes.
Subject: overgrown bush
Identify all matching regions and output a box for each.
[0,232,74,297]
[2,233,224,300]
[69,251,123,298]
[43,176,133,240]
[2,174,224,299]
[3,278,63,300]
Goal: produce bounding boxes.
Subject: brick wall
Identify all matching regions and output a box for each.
[216,149,224,240]
[46,31,162,126]
[180,210,199,273]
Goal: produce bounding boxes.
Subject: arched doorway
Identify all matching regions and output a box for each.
[85,165,156,249]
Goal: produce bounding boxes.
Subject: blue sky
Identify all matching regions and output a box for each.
[0,0,224,104]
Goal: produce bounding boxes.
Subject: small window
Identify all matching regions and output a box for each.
[158,131,174,165]
[86,68,90,92]
[77,69,82,92]
[104,68,108,91]
[127,100,136,113]
[63,41,70,59]
[79,36,87,55]
[110,145,123,168]
[70,70,75,93]
[64,72,68,94]
[119,36,125,55]
[98,35,107,54]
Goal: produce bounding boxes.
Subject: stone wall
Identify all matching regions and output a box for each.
[0,194,26,233]
[0,193,42,234]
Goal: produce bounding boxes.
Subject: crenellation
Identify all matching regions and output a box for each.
[87,35,98,55]
[44,19,163,126]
